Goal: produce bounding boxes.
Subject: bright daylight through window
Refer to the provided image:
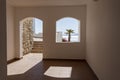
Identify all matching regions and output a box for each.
[56,17,80,43]
[33,18,43,41]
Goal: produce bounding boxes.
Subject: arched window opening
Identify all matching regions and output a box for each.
[19,17,44,56]
[56,17,80,43]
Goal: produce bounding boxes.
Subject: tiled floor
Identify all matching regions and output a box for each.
[7,54,98,80]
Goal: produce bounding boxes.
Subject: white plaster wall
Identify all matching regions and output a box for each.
[86,0,120,80]
[0,0,7,79]
[15,6,86,59]
[6,3,15,61]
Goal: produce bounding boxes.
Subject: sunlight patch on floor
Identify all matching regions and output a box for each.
[7,53,43,76]
[44,66,72,78]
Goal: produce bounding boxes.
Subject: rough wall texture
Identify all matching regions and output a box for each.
[22,19,34,55]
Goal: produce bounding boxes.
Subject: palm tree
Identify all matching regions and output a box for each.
[65,29,74,42]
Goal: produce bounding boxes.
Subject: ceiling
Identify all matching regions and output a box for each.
[7,0,88,7]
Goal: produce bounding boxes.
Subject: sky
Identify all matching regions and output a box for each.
[34,17,80,35]
[56,17,80,35]
[35,18,43,34]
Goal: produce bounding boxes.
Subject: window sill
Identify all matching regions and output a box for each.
[56,42,80,43]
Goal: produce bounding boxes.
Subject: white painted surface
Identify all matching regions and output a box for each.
[86,0,120,80]
[19,21,23,58]
[15,6,86,59]
[6,3,15,61]
[7,0,87,7]
[0,0,7,79]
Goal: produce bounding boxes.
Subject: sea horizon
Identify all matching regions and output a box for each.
[62,35,79,42]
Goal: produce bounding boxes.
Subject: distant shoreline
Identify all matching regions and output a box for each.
[62,35,79,42]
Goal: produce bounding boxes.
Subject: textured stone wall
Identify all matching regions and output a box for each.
[22,19,34,55]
